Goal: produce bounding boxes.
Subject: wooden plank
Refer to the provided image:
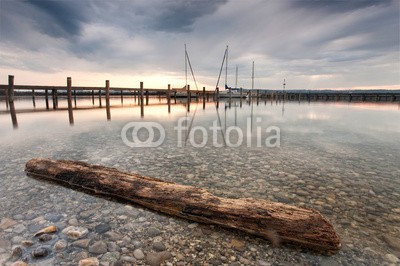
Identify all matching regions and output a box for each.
[25,158,341,254]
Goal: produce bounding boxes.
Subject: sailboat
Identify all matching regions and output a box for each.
[216,46,246,98]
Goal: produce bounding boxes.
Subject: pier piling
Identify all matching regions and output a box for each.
[8,75,18,128]
[140,82,144,117]
[67,77,74,125]
[106,80,111,120]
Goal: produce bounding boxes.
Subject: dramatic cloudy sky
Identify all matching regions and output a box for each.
[0,0,399,90]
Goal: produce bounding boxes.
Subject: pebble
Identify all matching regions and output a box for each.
[21,240,34,247]
[121,255,136,263]
[147,227,162,237]
[75,251,89,261]
[230,239,246,251]
[104,231,122,241]
[32,247,49,258]
[13,224,26,234]
[73,239,92,248]
[78,257,99,266]
[95,223,111,234]
[34,225,58,237]
[12,246,23,258]
[133,249,145,260]
[0,218,17,230]
[152,242,166,252]
[102,251,120,262]
[88,241,108,254]
[385,253,399,264]
[39,233,53,242]
[54,240,67,251]
[62,226,89,240]
[188,223,198,229]
[383,235,400,252]
[146,251,172,266]
[10,262,28,266]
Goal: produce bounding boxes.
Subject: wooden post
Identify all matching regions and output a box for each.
[98,90,102,107]
[140,82,144,117]
[240,88,243,108]
[216,87,219,109]
[257,90,260,106]
[91,90,95,105]
[74,89,77,107]
[45,89,49,110]
[32,89,36,108]
[52,89,57,109]
[203,87,206,110]
[187,84,190,112]
[167,84,171,113]
[8,75,18,128]
[106,80,111,120]
[174,91,177,104]
[146,90,149,105]
[67,77,74,125]
[55,89,58,108]
[121,90,124,104]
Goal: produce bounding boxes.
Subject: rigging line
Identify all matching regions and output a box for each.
[185,50,199,91]
[215,47,227,91]
[214,101,227,146]
[184,96,199,144]
[183,46,200,143]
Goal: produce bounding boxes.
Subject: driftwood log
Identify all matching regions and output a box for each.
[25,158,340,253]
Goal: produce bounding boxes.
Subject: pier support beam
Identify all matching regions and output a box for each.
[167,84,171,113]
[106,80,111,121]
[67,77,74,125]
[140,82,144,117]
[203,87,206,110]
[32,89,36,108]
[45,89,49,110]
[8,75,18,128]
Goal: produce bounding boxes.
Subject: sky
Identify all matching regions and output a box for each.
[0,0,399,90]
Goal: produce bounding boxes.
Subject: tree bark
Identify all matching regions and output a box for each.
[25,158,340,253]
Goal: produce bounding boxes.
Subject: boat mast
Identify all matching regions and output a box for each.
[283,78,286,91]
[252,61,254,91]
[225,45,228,87]
[235,65,238,89]
[185,44,188,90]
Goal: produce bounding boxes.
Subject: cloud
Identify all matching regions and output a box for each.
[25,0,90,37]
[150,0,228,32]
[289,0,393,13]
[0,0,398,89]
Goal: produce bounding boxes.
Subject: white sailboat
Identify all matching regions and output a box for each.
[217,46,246,98]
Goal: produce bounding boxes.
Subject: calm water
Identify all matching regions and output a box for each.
[0,97,399,265]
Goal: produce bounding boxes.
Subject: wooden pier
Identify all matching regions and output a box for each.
[1,75,399,128]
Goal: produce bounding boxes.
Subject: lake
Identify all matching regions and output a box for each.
[0,97,399,265]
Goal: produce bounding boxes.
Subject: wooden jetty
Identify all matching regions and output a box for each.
[1,75,399,128]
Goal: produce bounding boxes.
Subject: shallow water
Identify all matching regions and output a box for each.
[0,97,399,265]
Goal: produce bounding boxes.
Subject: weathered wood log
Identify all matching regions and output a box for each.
[25,158,340,253]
